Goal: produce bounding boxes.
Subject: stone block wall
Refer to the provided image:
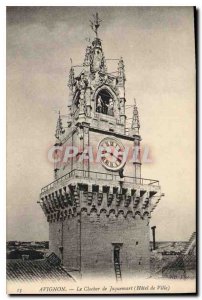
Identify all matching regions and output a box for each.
[49,210,150,279]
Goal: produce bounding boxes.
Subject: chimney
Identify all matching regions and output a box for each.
[151,226,156,250]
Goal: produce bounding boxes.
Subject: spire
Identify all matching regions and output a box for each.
[118,57,126,85]
[89,12,102,38]
[131,99,140,135]
[68,64,75,91]
[55,111,65,139]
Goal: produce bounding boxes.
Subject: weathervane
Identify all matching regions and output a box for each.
[90,12,102,38]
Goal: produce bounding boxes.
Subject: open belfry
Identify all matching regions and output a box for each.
[39,13,162,280]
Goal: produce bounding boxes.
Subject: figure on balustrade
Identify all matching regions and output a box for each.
[96,95,104,113]
[96,95,114,116]
[105,98,114,116]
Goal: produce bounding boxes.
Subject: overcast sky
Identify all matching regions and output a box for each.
[7,6,195,241]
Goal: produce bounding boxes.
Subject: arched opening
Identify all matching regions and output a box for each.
[96,89,114,116]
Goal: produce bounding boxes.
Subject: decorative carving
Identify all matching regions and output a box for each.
[100,55,107,73]
[68,67,75,91]
[55,111,65,140]
[118,57,126,85]
[83,46,92,66]
[96,95,103,113]
[131,99,140,136]
[89,12,102,38]
[76,126,84,140]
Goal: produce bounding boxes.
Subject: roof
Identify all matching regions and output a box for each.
[7,253,74,282]
[161,232,196,277]
[183,232,196,255]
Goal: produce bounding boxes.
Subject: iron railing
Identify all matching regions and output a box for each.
[41,169,159,194]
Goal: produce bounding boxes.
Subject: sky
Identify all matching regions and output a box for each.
[7,6,195,241]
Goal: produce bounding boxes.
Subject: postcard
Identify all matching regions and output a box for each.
[6,6,196,294]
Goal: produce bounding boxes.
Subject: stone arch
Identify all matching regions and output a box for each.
[143,211,150,219]
[100,209,107,225]
[135,211,142,219]
[90,207,98,214]
[117,210,124,222]
[109,209,116,221]
[117,210,124,216]
[100,208,107,214]
[125,210,133,219]
[109,209,116,215]
[81,207,87,215]
[89,209,98,223]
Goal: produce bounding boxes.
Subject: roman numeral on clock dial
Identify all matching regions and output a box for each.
[99,138,125,171]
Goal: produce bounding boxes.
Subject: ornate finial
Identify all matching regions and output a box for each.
[68,65,75,90]
[134,98,136,106]
[131,99,140,134]
[118,57,126,84]
[89,12,102,38]
[55,110,65,139]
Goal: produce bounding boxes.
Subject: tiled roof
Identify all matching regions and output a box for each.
[183,232,196,255]
[7,253,74,282]
[161,233,196,278]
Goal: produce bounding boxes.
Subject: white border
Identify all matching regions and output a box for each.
[2,1,199,6]
[2,2,201,299]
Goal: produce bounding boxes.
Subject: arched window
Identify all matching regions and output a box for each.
[96,89,114,116]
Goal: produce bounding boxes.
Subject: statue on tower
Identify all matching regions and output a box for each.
[96,95,104,113]
[105,98,114,116]
[88,13,107,73]
[90,12,102,38]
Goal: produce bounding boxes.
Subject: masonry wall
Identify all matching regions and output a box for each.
[49,221,62,259]
[49,208,150,279]
[80,209,150,279]
[49,215,80,271]
[62,215,80,271]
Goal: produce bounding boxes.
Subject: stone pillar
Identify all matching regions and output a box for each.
[133,137,141,182]
[83,123,90,176]
[85,87,92,118]
[79,89,86,122]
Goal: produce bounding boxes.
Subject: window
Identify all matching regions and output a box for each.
[96,89,114,116]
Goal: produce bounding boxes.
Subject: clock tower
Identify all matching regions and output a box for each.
[39,13,162,280]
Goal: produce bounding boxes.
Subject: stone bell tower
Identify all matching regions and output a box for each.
[39,13,162,280]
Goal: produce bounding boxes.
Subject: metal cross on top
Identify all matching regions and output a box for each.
[90,12,102,37]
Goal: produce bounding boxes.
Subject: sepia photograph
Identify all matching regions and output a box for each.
[6,6,196,294]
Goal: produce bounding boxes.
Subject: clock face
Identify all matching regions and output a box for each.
[98,137,125,171]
